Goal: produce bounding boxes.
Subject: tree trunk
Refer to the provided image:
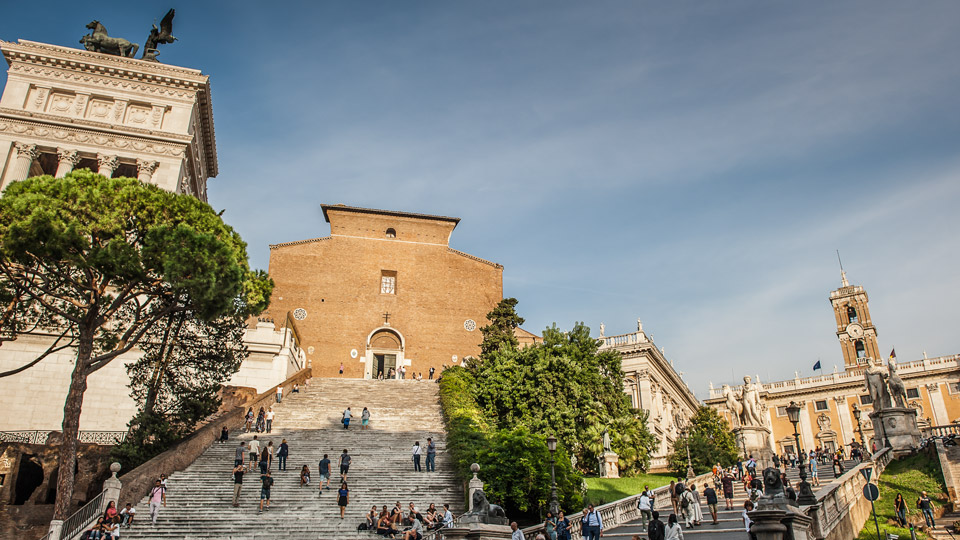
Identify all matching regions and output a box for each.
[52,324,93,520]
[144,312,185,415]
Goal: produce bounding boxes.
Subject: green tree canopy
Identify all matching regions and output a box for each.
[478,297,524,357]
[668,406,740,477]
[471,305,656,475]
[0,171,271,519]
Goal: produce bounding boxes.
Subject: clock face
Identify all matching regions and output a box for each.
[846,322,864,339]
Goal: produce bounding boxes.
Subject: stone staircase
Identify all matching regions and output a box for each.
[122,378,464,540]
[604,459,859,539]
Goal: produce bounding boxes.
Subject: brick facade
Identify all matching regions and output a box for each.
[264,205,503,378]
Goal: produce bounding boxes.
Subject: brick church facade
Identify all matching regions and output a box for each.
[264,204,504,378]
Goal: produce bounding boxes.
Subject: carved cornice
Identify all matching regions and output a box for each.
[8,63,197,100]
[2,40,208,91]
[0,108,192,143]
[0,119,186,158]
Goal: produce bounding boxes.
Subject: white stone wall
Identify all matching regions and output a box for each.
[0,332,139,431]
[0,322,303,432]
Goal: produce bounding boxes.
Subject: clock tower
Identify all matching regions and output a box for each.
[829,270,881,371]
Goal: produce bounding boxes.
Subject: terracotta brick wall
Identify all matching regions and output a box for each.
[266,210,502,379]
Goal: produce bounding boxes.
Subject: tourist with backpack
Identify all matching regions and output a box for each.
[580,504,603,540]
[277,439,289,471]
[148,479,165,525]
[637,488,653,529]
[232,463,244,507]
[647,511,665,540]
[259,470,273,514]
[318,453,331,494]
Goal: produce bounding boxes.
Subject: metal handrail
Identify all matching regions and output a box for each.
[59,490,106,540]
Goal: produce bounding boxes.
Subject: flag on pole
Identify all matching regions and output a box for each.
[889,348,897,359]
[813,360,822,371]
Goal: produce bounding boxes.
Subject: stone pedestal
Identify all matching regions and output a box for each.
[736,425,775,467]
[468,464,484,511]
[601,451,620,478]
[870,407,921,456]
[440,523,513,540]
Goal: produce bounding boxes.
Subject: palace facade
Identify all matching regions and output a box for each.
[705,273,960,457]
[597,321,700,471]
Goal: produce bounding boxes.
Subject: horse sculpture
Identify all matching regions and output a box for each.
[80,21,139,58]
[887,360,908,408]
[722,384,742,427]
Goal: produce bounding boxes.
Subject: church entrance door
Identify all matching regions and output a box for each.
[374,354,397,378]
[365,327,405,379]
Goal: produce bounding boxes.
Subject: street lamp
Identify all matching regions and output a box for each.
[682,428,695,480]
[785,401,817,505]
[546,435,560,516]
[852,404,866,451]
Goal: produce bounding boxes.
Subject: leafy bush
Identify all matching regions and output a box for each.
[668,406,740,477]
[439,366,583,521]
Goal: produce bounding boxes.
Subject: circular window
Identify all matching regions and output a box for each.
[293,308,307,320]
[464,319,477,332]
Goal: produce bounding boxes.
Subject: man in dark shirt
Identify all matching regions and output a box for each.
[259,471,273,514]
[917,491,935,527]
[647,510,665,540]
[721,472,735,510]
[318,454,331,494]
[339,449,352,482]
[232,464,244,507]
[234,441,245,468]
[703,485,719,524]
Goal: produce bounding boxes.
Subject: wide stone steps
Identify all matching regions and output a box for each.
[121,379,464,540]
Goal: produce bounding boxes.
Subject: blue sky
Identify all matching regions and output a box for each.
[3,2,959,397]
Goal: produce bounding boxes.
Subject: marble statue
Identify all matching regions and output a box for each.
[80,21,139,58]
[599,322,605,337]
[721,385,742,427]
[143,9,177,61]
[637,318,643,332]
[864,358,892,411]
[463,489,508,525]
[886,360,908,409]
[738,376,766,427]
[602,428,612,452]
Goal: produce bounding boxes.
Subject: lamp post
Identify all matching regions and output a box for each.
[682,428,695,480]
[785,401,817,505]
[546,435,560,516]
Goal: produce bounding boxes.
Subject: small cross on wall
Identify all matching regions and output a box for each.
[383,312,391,325]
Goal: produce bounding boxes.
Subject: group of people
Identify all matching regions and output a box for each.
[364,501,455,539]
[82,475,168,539]
[242,406,277,433]
[376,365,437,381]
[895,491,938,529]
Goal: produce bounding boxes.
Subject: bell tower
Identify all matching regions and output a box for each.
[829,269,881,371]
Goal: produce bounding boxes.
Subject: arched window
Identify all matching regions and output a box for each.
[385,228,396,238]
[855,340,866,359]
[847,305,858,323]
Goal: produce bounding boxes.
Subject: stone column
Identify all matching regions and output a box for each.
[102,462,122,507]
[136,159,159,183]
[97,154,119,178]
[927,383,949,425]
[798,402,815,452]
[467,463,483,511]
[835,396,854,447]
[55,148,81,178]
[10,142,40,182]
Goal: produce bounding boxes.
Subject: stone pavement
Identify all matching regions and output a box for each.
[121,378,464,540]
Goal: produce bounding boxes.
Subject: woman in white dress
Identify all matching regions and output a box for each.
[682,484,703,527]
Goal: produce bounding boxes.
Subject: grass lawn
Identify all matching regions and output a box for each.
[585,473,676,506]
[856,452,947,540]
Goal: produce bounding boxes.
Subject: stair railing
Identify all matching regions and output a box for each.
[58,489,106,540]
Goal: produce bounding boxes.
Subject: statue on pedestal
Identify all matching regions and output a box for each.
[602,429,612,452]
[886,360,908,409]
[864,358,892,411]
[142,9,177,61]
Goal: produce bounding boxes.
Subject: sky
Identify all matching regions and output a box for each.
[3,1,959,398]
